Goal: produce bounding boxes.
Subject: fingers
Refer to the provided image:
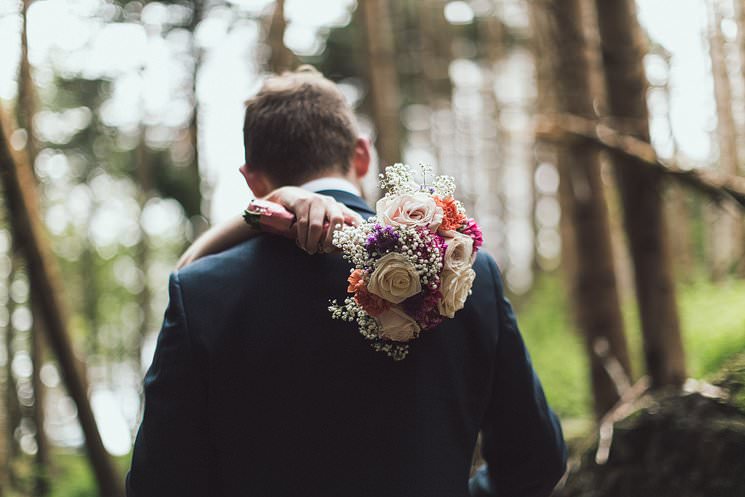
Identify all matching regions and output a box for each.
[323,203,346,253]
[267,186,362,254]
[176,244,200,270]
[265,186,305,208]
[175,253,191,270]
[342,206,364,226]
[294,197,312,253]
[303,199,327,254]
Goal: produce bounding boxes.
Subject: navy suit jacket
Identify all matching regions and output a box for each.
[127,190,566,497]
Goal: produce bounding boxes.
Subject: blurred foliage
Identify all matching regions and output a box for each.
[514,275,745,420]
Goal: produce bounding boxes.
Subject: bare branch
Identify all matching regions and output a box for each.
[536,113,745,211]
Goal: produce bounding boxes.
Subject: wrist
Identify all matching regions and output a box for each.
[242,198,296,236]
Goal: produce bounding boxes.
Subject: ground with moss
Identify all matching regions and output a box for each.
[554,353,745,497]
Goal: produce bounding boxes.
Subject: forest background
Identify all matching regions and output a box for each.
[1,0,745,496]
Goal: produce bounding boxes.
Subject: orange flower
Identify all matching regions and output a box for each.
[348,270,390,316]
[354,287,391,317]
[435,196,466,231]
[347,269,365,293]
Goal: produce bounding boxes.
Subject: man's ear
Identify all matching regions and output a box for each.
[351,137,371,179]
[239,164,273,198]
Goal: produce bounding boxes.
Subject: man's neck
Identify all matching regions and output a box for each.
[299,176,361,196]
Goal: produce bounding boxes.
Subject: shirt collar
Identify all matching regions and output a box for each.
[300,177,361,196]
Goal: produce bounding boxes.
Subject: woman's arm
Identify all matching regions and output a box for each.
[176,187,363,270]
[176,216,253,269]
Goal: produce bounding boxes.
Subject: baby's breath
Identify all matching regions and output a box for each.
[378,163,418,196]
[433,174,457,198]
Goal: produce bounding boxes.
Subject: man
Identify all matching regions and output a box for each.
[127,66,567,497]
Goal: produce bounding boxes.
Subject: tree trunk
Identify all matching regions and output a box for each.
[532,0,632,420]
[186,0,205,230]
[594,0,686,388]
[135,130,152,369]
[17,0,38,160]
[359,0,403,171]
[416,0,453,106]
[17,5,51,487]
[0,108,124,497]
[529,4,560,273]
[266,0,295,74]
[707,2,744,278]
[1,258,21,496]
[0,319,6,497]
[30,305,49,497]
[657,57,694,278]
[735,0,745,173]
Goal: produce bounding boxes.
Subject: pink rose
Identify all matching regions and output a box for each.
[438,269,476,318]
[442,232,475,273]
[375,192,444,231]
[376,306,421,342]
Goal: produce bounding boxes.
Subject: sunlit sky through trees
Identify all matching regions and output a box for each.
[0,0,718,225]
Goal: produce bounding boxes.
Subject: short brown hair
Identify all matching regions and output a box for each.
[242,66,359,185]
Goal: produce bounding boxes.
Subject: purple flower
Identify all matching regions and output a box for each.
[365,224,400,254]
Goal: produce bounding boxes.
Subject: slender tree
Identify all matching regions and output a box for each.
[530,4,565,275]
[0,326,6,497]
[416,0,453,104]
[29,304,49,497]
[736,0,745,166]
[594,0,686,388]
[17,0,38,160]
[16,2,51,490]
[185,0,205,229]
[648,45,695,277]
[708,1,744,278]
[358,0,403,170]
[135,128,152,369]
[1,255,21,496]
[531,0,632,419]
[266,0,295,73]
[0,108,124,497]
[478,14,508,263]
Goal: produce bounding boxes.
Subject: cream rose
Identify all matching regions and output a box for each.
[376,306,421,342]
[375,192,444,231]
[443,232,475,273]
[367,253,422,304]
[438,269,476,318]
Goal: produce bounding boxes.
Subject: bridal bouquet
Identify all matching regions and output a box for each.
[329,164,483,360]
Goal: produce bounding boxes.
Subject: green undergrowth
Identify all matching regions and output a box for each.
[514,275,745,423]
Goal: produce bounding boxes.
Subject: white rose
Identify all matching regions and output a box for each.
[368,253,422,304]
[438,269,476,318]
[376,306,421,342]
[443,232,475,273]
[375,192,444,231]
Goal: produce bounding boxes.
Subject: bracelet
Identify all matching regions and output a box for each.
[241,198,296,236]
[242,200,263,230]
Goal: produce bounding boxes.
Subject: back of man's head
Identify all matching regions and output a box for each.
[243,66,359,186]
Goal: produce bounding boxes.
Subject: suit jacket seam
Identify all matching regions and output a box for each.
[478,257,502,437]
[171,271,192,350]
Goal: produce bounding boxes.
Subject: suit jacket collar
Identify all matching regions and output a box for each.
[317,189,375,217]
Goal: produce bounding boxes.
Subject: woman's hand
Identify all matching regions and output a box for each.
[264,186,364,254]
[176,187,364,269]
